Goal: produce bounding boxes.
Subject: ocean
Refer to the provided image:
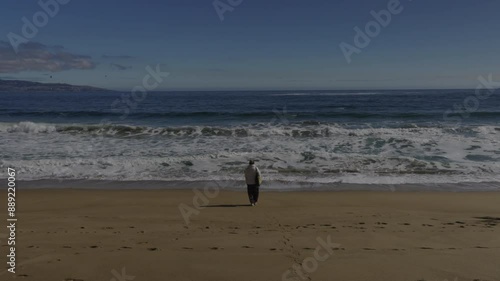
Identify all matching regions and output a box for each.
[1,89,499,190]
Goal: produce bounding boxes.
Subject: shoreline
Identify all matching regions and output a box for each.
[11,179,500,191]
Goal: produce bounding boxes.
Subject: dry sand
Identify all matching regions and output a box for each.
[1,189,500,281]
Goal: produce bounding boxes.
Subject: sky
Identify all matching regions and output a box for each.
[0,0,499,91]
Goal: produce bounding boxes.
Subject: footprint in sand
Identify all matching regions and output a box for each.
[474,216,499,227]
[147,247,159,251]
[363,248,375,251]
[241,246,253,249]
[182,247,193,250]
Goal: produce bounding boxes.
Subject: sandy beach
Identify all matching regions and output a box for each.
[1,189,500,281]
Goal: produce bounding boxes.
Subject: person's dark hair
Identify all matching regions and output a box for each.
[249,160,255,165]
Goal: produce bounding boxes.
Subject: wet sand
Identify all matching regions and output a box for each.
[1,189,499,281]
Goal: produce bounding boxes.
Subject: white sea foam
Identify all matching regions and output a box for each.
[0,121,57,133]
[272,92,380,97]
[1,122,499,187]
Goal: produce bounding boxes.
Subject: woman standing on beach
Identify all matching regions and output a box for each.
[245,160,262,206]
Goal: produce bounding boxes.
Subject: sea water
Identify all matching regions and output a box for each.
[0,90,499,190]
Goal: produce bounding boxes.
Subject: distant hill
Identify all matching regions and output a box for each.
[0,79,111,92]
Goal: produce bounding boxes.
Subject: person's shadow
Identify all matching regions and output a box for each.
[201,204,251,208]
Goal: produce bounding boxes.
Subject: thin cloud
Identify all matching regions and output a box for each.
[0,75,45,82]
[102,54,134,59]
[0,41,95,73]
[335,78,399,82]
[110,63,132,71]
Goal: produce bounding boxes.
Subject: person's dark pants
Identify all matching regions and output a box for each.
[247,184,260,204]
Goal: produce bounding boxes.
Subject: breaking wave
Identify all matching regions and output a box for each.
[1,121,499,187]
